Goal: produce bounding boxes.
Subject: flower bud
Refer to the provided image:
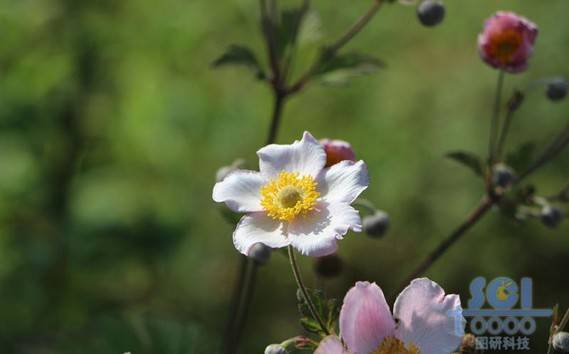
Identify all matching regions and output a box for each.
[248,243,272,265]
[320,139,356,167]
[492,163,516,189]
[541,206,563,229]
[546,78,568,102]
[478,12,538,73]
[314,254,343,278]
[417,0,445,27]
[264,344,287,354]
[363,210,390,238]
[553,332,569,353]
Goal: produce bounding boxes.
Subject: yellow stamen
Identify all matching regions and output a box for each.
[260,172,319,221]
[370,336,420,354]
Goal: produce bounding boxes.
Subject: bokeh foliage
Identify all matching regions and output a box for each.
[0,0,568,353]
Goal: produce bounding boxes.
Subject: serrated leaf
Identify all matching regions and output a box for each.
[296,288,340,335]
[445,151,484,176]
[506,142,536,172]
[211,45,265,79]
[313,52,384,85]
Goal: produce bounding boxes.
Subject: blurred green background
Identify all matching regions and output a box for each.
[1,0,568,353]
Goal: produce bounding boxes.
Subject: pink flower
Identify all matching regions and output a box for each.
[315,278,465,354]
[320,139,356,167]
[478,11,538,73]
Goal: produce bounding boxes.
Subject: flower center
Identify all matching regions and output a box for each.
[370,336,420,354]
[489,30,523,64]
[260,172,320,221]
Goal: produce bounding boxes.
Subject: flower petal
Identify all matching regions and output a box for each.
[233,213,289,255]
[212,170,266,212]
[288,202,361,257]
[315,336,346,354]
[257,131,326,179]
[339,282,396,354]
[393,278,465,354]
[319,160,369,204]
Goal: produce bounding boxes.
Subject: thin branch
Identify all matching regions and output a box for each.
[288,246,330,335]
[326,0,383,55]
[287,0,384,95]
[517,121,569,182]
[393,196,494,298]
[489,70,505,165]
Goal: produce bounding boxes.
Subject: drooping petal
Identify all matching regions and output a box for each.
[315,336,346,354]
[319,160,369,204]
[212,170,266,212]
[393,278,465,354]
[257,131,326,179]
[232,213,289,255]
[288,202,361,257]
[339,282,396,354]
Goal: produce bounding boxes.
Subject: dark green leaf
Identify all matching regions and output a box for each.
[275,3,310,57]
[506,142,537,172]
[211,45,265,79]
[313,52,384,84]
[299,317,321,334]
[296,288,340,336]
[445,151,484,176]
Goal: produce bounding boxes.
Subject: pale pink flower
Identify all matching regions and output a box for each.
[315,278,465,354]
[478,11,538,73]
[320,139,356,167]
[212,132,369,257]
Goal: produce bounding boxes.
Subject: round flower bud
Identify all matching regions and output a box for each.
[546,78,568,102]
[492,163,516,189]
[264,344,288,354]
[417,0,445,27]
[314,254,343,278]
[553,332,569,353]
[363,210,390,238]
[248,243,272,265]
[478,12,538,73]
[320,139,356,167]
[541,206,563,229]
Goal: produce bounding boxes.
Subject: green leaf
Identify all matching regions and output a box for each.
[313,52,384,85]
[506,142,536,172]
[300,317,321,334]
[296,288,340,336]
[276,4,310,57]
[445,151,484,176]
[211,45,265,79]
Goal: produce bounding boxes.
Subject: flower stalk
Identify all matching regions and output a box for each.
[393,196,494,298]
[489,70,505,165]
[288,245,331,336]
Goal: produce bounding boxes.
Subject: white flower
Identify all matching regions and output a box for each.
[212,132,369,257]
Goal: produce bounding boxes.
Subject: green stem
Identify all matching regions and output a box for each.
[393,196,494,299]
[326,0,383,54]
[287,0,384,95]
[353,198,377,215]
[489,70,505,165]
[288,245,330,336]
